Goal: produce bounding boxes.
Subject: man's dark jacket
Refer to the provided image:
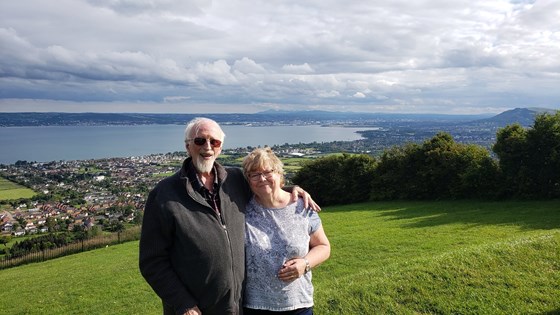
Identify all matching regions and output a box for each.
[139,158,251,315]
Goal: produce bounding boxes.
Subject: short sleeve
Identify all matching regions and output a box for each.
[307,210,322,235]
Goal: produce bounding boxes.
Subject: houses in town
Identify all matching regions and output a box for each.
[0,147,317,238]
[0,153,181,237]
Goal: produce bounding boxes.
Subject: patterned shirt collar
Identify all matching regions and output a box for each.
[186,160,219,194]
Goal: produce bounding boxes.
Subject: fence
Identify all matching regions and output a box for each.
[0,227,141,270]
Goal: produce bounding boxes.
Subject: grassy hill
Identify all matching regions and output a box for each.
[0,200,559,314]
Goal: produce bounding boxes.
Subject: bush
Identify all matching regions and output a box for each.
[371,132,500,200]
[494,112,560,198]
[293,154,376,206]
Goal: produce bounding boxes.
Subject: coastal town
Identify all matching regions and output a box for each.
[0,152,183,238]
[0,146,319,241]
[0,107,542,248]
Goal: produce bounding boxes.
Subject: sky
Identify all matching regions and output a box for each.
[1,0,559,115]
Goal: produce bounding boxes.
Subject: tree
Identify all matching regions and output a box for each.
[493,123,529,197]
[456,145,502,199]
[46,217,57,232]
[293,153,377,206]
[493,112,560,198]
[16,217,26,227]
[72,225,88,241]
[106,220,125,233]
[370,142,421,200]
[417,132,462,199]
[525,112,560,197]
[0,235,11,247]
[371,132,499,200]
[334,154,377,204]
[132,210,143,225]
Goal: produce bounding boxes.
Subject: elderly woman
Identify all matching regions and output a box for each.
[242,147,331,315]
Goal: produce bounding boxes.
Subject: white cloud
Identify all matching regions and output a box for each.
[194,60,238,85]
[232,57,267,74]
[0,0,559,114]
[164,96,191,102]
[282,63,315,74]
[85,0,209,16]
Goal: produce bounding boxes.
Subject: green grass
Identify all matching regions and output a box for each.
[0,200,559,314]
[0,178,36,201]
[315,200,560,314]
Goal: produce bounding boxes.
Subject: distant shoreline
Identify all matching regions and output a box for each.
[0,124,371,165]
[0,111,493,127]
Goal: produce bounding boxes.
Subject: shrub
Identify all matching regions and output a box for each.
[293,154,376,206]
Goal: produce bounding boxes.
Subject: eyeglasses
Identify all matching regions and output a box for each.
[190,137,222,148]
[248,170,275,182]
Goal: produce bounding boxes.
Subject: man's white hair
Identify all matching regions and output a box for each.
[184,117,226,144]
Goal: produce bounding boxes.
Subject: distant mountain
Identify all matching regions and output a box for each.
[0,110,491,127]
[256,109,491,122]
[1,108,557,127]
[473,107,558,127]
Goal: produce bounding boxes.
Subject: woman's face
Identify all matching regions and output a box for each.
[247,167,280,196]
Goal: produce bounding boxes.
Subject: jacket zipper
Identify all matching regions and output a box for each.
[212,194,238,304]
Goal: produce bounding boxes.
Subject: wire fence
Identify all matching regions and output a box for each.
[0,226,141,270]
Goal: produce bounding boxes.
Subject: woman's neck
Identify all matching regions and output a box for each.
[255,189,291,209]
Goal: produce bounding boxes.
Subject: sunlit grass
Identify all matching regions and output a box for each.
[313,200,560,314]
[0,200,559,314]
[0,177,36,200]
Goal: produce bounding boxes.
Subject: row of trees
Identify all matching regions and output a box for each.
[293,112,560,205]
[1,220,128,259]
[5,232,75,258]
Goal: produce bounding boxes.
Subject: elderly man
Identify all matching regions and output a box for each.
[139,117,319,315]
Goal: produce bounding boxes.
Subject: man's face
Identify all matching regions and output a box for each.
[186,122,223,174]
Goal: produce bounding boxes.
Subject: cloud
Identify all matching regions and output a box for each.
[164,96,191,102]
[233,57,267,74]
[282,63,315,74]
[85,0,208,16]
[353,92,366,99]
[1,0,559,114]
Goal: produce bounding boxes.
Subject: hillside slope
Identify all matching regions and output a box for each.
[1,200,559,314]
[474,107,558,126]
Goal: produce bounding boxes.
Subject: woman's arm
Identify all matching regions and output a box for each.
[304,225,331,270]
[278,225,331,281]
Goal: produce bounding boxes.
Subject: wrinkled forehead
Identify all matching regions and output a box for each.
[190,121,224,140]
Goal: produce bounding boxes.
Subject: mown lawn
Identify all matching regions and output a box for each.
[0,200,558,314]
[0,177,36,201]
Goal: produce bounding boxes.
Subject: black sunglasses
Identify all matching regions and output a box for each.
[191,137,222,147]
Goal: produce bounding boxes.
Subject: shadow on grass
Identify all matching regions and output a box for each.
[325,199,560,231]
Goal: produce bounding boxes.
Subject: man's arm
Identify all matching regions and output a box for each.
[139,189,198,313]
[285,185,321,212]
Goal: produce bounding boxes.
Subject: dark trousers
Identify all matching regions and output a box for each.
[243,307,313,315]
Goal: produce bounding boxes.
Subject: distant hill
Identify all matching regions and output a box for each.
[1,107,557,127]
[256,109,492,123]
[473,107,558,127]
[0,110,492,127]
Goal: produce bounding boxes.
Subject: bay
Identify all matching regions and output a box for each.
[0,124,371,164]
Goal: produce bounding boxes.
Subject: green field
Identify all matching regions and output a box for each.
[0,178,36,201]
[0,200,559,314]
